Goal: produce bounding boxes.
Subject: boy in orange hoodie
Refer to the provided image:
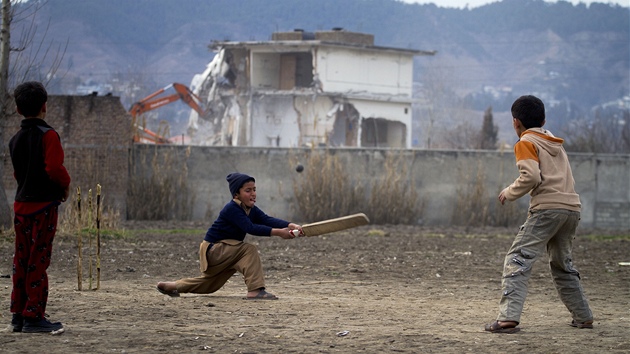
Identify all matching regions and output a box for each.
[485,95,593,333]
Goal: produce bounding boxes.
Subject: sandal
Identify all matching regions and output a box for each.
[156,285,180,297]
[570,320,593,329]
[246,289,278,300]
[484,320,520,334]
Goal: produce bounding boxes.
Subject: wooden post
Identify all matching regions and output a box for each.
[76,186,82,291]
[88,189,93,290]
[96,184,101,290]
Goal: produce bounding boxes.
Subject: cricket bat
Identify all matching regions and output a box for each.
[291,213,370,237]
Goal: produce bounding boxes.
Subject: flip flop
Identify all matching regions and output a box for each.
[570,320,593,329]
[156,286,180,297]
[246,290,278,300]
[484,321,520,334]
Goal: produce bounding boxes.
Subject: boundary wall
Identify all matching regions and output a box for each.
[2,95,628,230]
[131,145,630,230]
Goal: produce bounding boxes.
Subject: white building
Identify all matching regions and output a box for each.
[188,28,435,148]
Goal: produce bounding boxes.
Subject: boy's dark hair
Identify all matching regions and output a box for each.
[14,81,48,118]
[511,95,545,129]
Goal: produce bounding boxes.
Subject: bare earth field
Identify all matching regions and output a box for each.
[1,222,629,353]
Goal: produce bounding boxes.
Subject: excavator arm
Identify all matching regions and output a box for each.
[129,83,206,143]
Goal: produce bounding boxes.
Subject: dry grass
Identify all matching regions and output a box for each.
[57,184,124,291]
[291,149,364,221]
[452,162,489,227]
[58,191,122,236]
[367,152,423,224]
[291,149,422,224]
[127,146,195,220]
[452,161,523,227]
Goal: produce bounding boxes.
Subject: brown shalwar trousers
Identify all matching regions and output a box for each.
[175,239,266,294]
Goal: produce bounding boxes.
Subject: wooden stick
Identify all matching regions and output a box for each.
[88,189,93,290]
[76,186,82,291]
[96,184,101,290]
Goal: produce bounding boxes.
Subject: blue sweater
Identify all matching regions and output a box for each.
[204,200,289,243]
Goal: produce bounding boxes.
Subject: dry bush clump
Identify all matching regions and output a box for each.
[291,150,364,221]
[452,163,490,227]
[492,186,523,227]
[292,149,422,224]
[58,187,121,237]
[367,153,423,225]
[127,146,195,220]
[452,162,524,227]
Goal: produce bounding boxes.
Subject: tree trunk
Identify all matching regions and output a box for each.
[0,0,13,229]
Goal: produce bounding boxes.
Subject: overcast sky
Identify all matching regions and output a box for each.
[398,0,629,8]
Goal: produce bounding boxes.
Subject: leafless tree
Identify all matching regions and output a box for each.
[0,0,68,229]
[414,59,480,149]
[563,106,630,153]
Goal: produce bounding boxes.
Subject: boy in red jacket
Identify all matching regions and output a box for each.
[8,81,71,333]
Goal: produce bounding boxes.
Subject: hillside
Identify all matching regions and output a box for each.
[10,0,630,143]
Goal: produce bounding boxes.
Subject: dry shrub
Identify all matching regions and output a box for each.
[492,187,523,227]
[367,152,423,224]
[56,184,123,291]
[453,162,490,226]
[292,149,364,221]
[58,185,122,237]
[292,149,422,224]
[127,146,195,220]
[0,184,122,240]
[453,161,524,227]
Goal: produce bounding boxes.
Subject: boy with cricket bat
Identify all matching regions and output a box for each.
[157,173,301,300]
[485,95,593,333]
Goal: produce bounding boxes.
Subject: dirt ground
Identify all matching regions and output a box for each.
[0,222,629,353]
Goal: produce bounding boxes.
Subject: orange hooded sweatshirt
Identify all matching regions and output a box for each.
[501,128,581,212]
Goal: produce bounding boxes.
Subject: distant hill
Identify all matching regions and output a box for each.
[11,0,629,140]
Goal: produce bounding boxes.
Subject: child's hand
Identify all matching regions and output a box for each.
[61,186,70,202]
[498,190,507,205]
[273,228,298,239]
[278,227,295,240]
[288,223,303,236]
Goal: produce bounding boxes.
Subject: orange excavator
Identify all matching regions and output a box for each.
[129,83,206,144]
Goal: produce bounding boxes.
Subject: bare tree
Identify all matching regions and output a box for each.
[563,106,630,153]
[0,0,67,229]
[415,59,477,149]
[0,0,12,228]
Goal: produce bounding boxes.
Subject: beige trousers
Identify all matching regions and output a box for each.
[498,209,592,324]
[175,239,265,293]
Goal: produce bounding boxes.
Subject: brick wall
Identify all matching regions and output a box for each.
[2,94,131,216]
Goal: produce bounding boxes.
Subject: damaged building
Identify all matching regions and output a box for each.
[187,28,435,148]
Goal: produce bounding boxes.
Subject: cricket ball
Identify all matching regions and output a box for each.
[295,164,304,173]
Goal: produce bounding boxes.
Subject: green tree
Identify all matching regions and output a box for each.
[478,106,498,150]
